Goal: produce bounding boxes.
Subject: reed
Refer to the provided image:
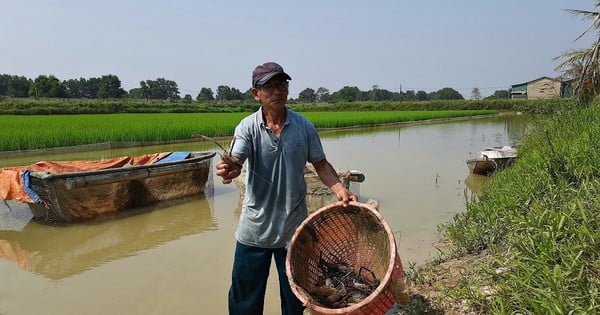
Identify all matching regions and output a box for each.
[440,106,600,314]
[0,111,493,151]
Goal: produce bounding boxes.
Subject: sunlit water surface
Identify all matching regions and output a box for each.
[0,115,525,314]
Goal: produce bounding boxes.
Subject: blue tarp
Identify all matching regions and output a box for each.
[21,170,43,204]
[155,151,191,163]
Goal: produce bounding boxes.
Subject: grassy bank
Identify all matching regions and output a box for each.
[418,106,600,314]
[0,110,494,152]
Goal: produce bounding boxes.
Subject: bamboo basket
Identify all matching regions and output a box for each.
[286,201,407,315]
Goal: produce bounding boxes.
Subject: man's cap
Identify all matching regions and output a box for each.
[252,62,292,87]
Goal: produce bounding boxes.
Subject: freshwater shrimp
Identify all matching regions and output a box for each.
[192,134,272,186]
[192,134,242,168]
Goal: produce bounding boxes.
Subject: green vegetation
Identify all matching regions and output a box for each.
[0,98,574,115]
[301,110,492,128]
[0,98,261,114]
[1,73,486,102]
[439,105,600,314]
[290,98,574,115]
[0,113,243,151]
[0,110,494,152]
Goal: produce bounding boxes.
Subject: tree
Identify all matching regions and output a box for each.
[29,75,67,98]
[63,76,120,99]
[10,76,31,97]
[216,85,230,101]
[430,87,464,100]
[97,75,126,99]
[86,77,101,98]
[0,74,30,97]
[230,87,244,101]
[403,90,416,101]
[555,3,600,102]
[485,89,510,99]
[471,87,482,100]
[63,78,85,98]
[415,90,428,101]
[298,88,317,102]
[139,78,179,100]
[0,74,7,96]
[196,87,215,101]
[331,86,361,102]
[243,88,254,101]
[128,88,144,99]
[316,87,330,102]
[215,85,244,101]
[183,94,193,103]
[139,81,150,101]
[157,78,179,100]
[369,86,394,101]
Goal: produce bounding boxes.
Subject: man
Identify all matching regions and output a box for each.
[216,61,357,315]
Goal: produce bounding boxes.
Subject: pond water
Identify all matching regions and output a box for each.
[0,115,525,314]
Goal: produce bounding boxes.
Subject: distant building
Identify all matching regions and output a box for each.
[510,76,574,99]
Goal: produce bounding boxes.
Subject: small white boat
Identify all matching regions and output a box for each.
[466,146,517,175]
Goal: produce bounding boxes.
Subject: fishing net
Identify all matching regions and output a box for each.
[286,202,408,315]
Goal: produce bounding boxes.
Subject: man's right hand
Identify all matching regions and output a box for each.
[215,158,242,184]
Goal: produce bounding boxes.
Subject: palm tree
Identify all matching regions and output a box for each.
[555,2,600,103]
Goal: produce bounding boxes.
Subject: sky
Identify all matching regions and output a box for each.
[1,0,596,99]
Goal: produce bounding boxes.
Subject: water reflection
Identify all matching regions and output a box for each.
[464,173,489,195]
[0,195,217,280]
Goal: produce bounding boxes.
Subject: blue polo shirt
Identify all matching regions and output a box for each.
[231,107,326,248]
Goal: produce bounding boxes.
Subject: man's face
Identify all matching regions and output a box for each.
[253,75,289,109]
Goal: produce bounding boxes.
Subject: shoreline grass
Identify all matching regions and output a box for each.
[436,105,600,314]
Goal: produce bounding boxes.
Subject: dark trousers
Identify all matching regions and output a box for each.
[228,241,304,315]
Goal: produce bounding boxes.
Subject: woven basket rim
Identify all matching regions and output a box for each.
[285,201,397,313]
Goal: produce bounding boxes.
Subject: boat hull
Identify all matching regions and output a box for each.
[466,156,516,175]
[466,146,517,176]
[27,151,215,223]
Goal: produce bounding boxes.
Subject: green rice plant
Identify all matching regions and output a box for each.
[0,110,493,151]
[0,113,247,151]
[301,110,494,128]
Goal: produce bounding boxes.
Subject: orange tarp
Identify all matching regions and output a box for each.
[0,152,169,204]
[0,240,38,269]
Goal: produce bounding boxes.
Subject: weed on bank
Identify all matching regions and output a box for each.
[441,106,600,314]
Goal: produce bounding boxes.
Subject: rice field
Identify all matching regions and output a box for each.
[0,110,495,151]
[300,110,492,128]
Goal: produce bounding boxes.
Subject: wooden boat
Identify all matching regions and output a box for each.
[466,146,517,175]
[0,151,216,223]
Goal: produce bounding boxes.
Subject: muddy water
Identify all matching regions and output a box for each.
[0,115,525,314]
